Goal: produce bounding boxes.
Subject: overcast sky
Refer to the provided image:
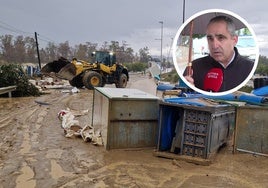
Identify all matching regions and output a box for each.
[0,0,268,57]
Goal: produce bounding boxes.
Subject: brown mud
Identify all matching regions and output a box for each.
[0,73,267,188]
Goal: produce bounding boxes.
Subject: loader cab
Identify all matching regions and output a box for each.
[92,51,116,66]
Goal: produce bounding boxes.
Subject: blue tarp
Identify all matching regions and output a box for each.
[252,86,268,96]
[157,84,176,91]
[158,77,268,106]
[167,93,268,106]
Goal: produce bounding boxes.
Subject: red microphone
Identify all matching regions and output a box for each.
[203,68,223,92]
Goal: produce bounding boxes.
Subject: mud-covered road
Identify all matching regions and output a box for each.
[0,73,268,188]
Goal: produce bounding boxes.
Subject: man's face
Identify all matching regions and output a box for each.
[206,21,238,65]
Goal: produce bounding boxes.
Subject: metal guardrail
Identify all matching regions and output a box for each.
[0,86,17,98]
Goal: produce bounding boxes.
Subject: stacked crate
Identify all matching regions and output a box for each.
[182,109,210,158]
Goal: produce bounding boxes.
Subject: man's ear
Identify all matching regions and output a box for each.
[233,35,238,45]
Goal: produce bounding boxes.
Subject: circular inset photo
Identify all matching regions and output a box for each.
[172,9,259,96]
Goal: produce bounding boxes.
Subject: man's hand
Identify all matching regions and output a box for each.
[184,65,195,86]
[184,75,195,86]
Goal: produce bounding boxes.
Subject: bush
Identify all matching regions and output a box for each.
[161,69,179,83]
[239,85,253,93]
[124,62,148,72]
[0,64,41,97]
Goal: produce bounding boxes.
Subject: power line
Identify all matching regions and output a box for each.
[38,34,54,42]
[37,33,56,44]
[0,20,56,45]
[0,20,33,36]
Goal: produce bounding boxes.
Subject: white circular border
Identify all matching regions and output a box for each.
[172,9,260,96]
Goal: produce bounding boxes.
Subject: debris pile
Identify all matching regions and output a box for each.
[29,77,73,92]
[57,108,103,146]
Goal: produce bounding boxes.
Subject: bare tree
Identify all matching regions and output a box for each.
[13,35,26,63]
[45,42,58,61]
[0,35,14,63]
[25,36,36,63]
[57,41,71,59]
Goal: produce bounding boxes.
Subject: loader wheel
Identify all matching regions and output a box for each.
[116,73,128,88]
[69,76,84,88]
[82,71,102,89]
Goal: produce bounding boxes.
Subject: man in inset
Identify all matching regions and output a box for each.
[184,15,254,92]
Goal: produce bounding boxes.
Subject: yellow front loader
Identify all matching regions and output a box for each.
[41,51,129,89]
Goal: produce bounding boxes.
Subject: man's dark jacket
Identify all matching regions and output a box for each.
[185,47,254,92]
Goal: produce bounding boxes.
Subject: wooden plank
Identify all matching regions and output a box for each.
[153,151,212,166]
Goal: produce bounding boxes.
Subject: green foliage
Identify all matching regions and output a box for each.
[160,69,179,83]
[124,62,148,72]
[237,28,252,36]
[0,64,40,97]
[239,85,253,93]
[256,55,268,75]
[0,34,140,65]
[193,34,206,39]
[139,47,150,63]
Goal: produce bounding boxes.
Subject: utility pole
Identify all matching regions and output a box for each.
[182,0,186,23]
[159,21,163,76]
[168,37,173,63]
[35,32,41,70]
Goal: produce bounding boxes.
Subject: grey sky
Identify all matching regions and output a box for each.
[0,0,268,57]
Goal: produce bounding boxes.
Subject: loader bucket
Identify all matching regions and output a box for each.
[41,58,77,80]
[57,63,77,80]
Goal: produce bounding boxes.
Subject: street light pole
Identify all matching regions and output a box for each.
[183,0,185,23]
[159,21,163,76]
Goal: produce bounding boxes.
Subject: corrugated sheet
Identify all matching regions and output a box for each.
[235,106,268,155]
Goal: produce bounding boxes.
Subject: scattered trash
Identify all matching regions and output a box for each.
[61,87,80,94]
[57,108,103,146]
[80,125,103,145]
[71,87,80,93]
[172,159,182,168]
[58,109,80,131]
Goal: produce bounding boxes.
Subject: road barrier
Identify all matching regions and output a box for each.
[0,86,17,98]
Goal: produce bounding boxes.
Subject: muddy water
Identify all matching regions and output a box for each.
[0,74,268,188]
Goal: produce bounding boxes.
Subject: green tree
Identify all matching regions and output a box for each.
[0,64,40,97]
[256,55,268,75]
[139,47,150,63]
[109,41,120,52]
[124,62,147,72]
[99,41,135,64]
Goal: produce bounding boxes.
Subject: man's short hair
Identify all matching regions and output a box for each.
[208,15,237,36]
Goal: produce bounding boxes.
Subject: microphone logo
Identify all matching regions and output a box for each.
[207,72,219,79]
[203,68,223,92]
